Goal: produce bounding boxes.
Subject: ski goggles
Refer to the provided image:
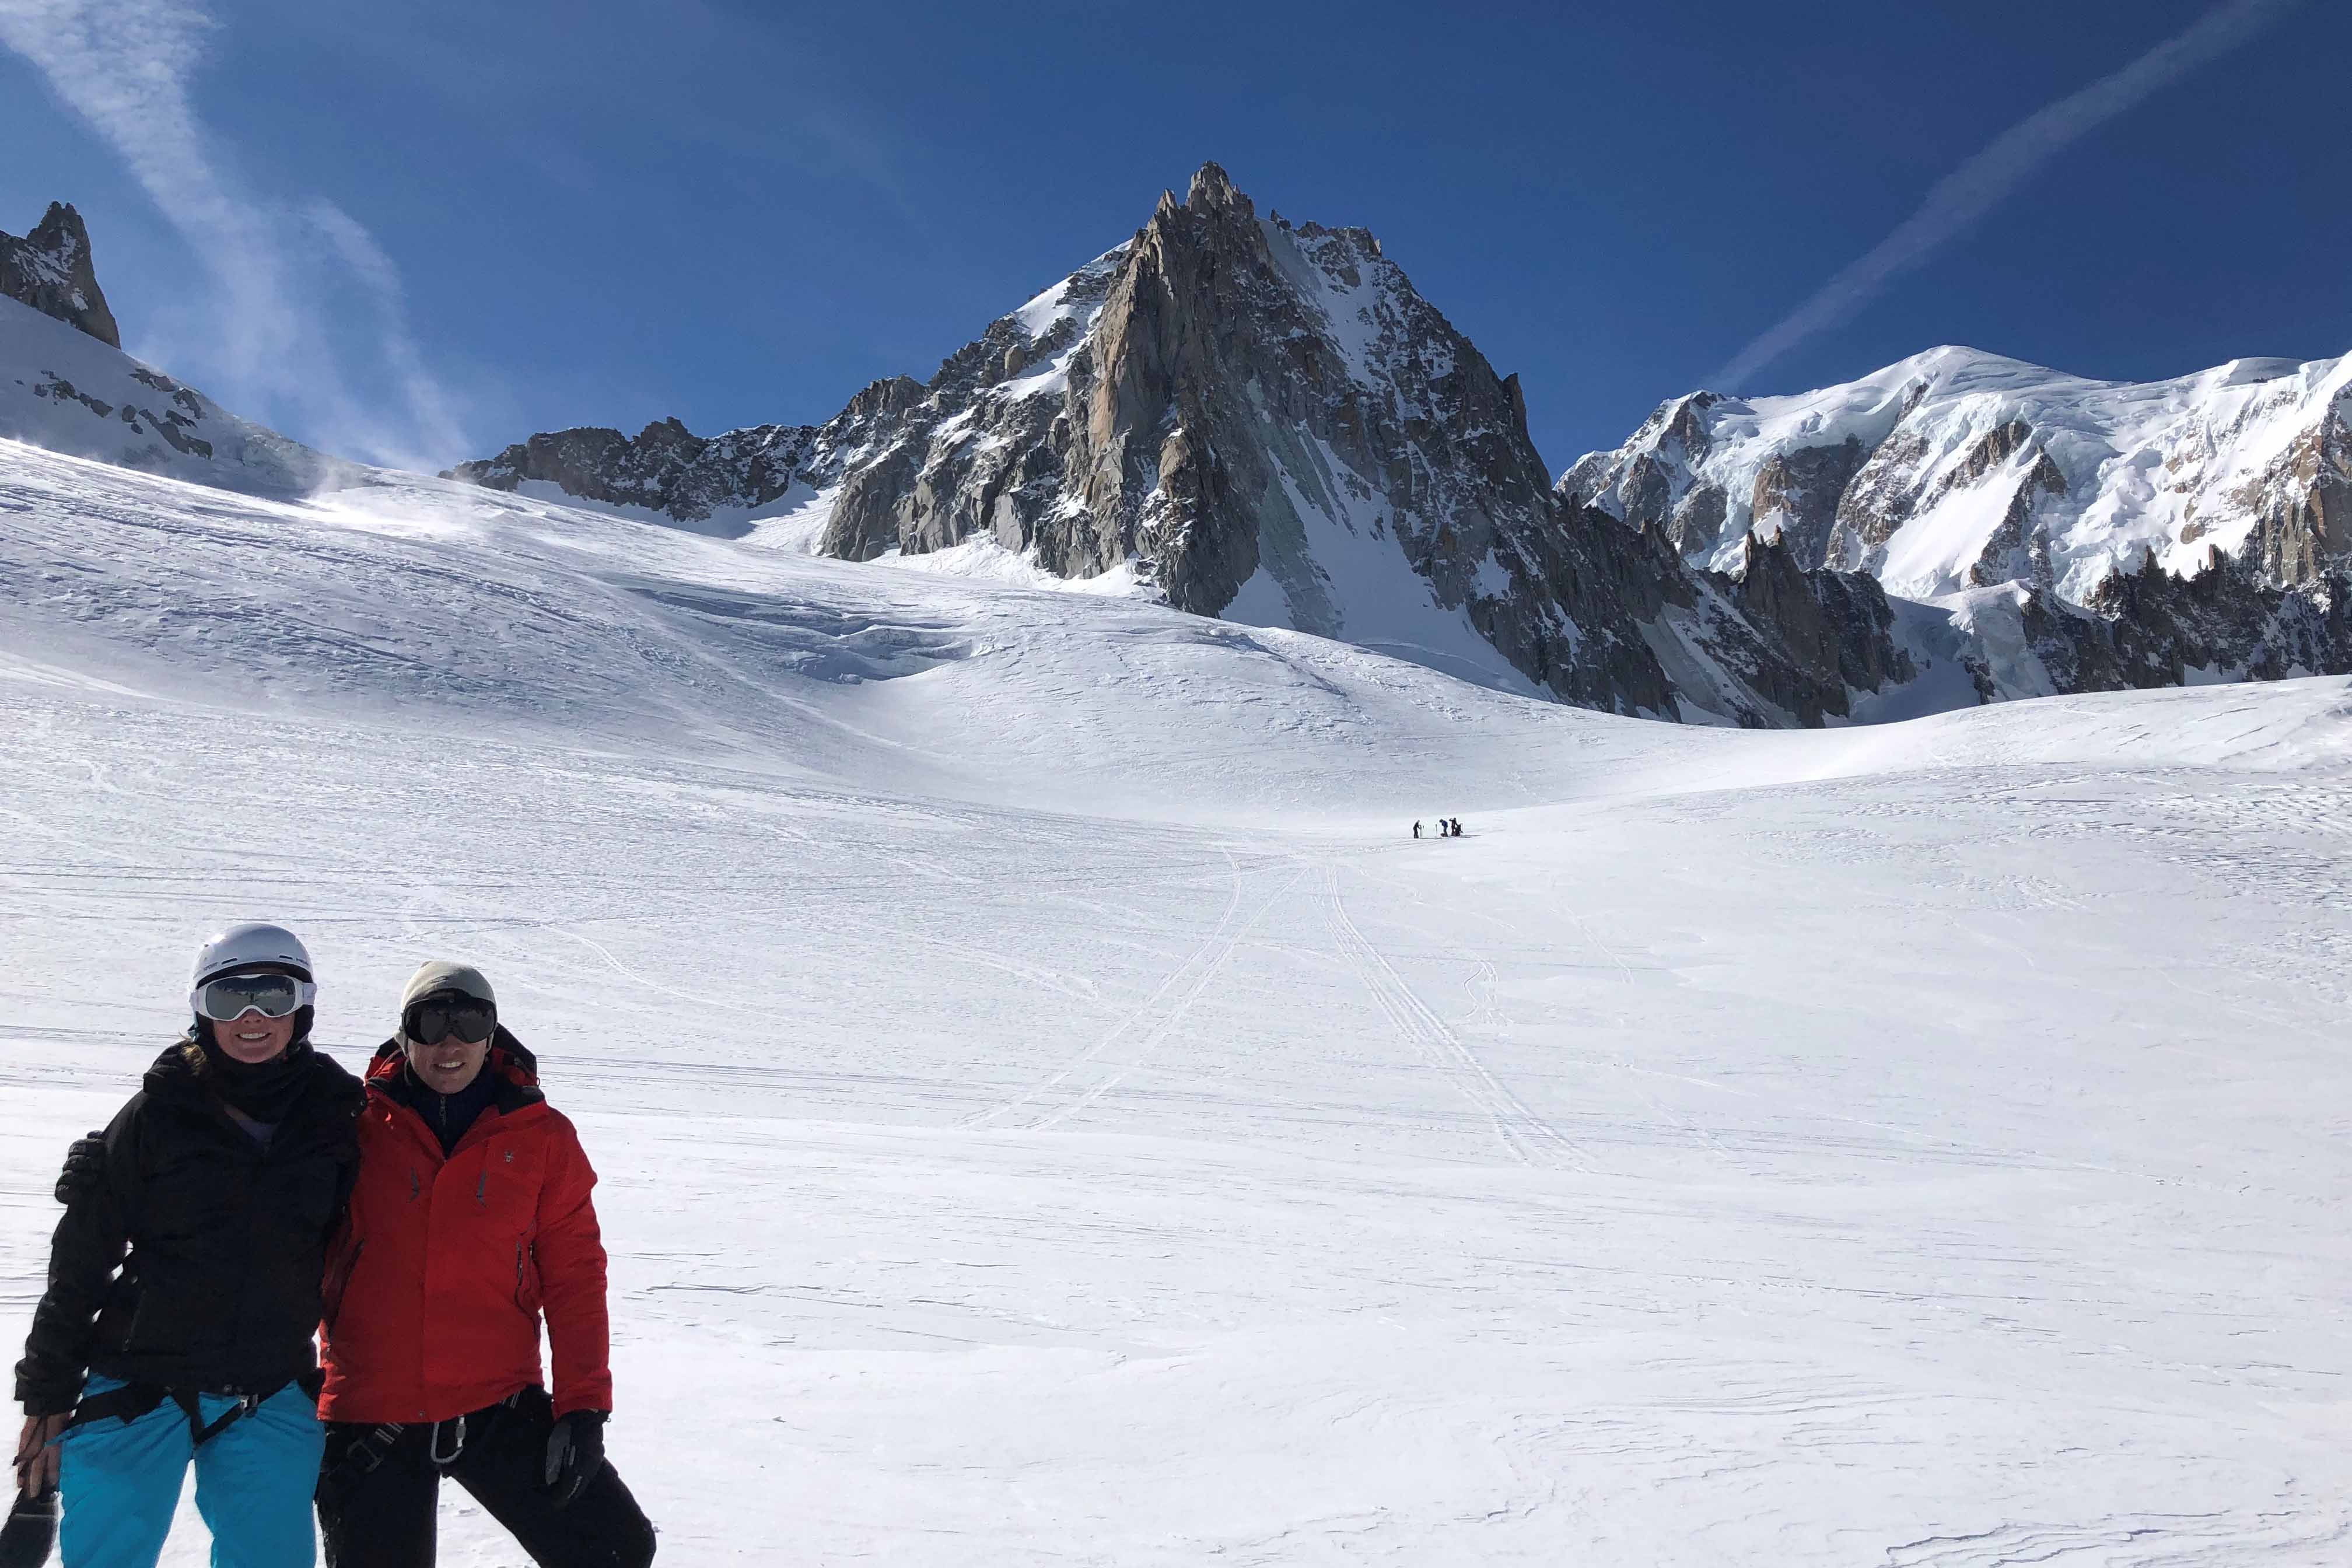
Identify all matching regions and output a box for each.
[191,970,316,1023]
[404,995,496,1047]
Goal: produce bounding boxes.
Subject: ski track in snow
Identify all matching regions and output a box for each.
[1320,861,1590,1172]
[0,440,2348,1563]
[964,846,1283,1133]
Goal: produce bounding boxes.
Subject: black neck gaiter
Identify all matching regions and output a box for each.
[398,1061,499,1156]
[194,1028,314,1124]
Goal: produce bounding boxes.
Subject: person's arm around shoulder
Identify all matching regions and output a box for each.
[13,1104,141,1493]
[534,1110,612,1419]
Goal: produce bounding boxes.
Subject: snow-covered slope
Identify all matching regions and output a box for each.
[0,438,1638,810]
[1563,345,2352,600]
[4,435,2348,1563]
[1,199,346,497]
[0,295,348,495]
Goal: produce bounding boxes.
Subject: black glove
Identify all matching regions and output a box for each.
[2,1486,61,1567]
[541,1409,607,1508]
[53,1133,104,1206]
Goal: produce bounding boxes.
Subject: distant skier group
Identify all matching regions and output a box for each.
[8,923,656,1568]
[1413,818,1464,839]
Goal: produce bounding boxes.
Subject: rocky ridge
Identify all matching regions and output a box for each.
[1940,550,2352,703]
[1562,346,2352,603]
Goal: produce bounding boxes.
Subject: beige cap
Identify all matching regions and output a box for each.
[400,960,495,1012]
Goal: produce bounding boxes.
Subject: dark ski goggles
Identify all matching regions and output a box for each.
[192,970,314,1022]
[404,995,496,1047]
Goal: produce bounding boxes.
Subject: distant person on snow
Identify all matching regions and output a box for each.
[13,923,362,1568]
[312,961,654,1568]
[1412,821,1422,839]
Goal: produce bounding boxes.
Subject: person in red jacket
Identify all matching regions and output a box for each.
[313,961,653,1568]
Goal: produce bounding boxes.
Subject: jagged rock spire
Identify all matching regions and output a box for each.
[1,202,121,349]
[1185,162,1251,217]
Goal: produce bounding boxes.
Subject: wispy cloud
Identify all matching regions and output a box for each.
[0,0,469,470]
[1710,0,2302,390]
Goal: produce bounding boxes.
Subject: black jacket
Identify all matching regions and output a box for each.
[12,1037,363,1415]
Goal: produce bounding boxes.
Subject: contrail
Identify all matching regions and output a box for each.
[1710,0,2302,390]
[0,0,469,470]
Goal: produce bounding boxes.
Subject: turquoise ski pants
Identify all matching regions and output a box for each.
[57,1374,325,1568]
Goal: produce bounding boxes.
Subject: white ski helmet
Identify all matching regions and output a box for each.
[188,922,317,1022]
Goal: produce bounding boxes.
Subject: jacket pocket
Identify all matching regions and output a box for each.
[120,1264,189,1358]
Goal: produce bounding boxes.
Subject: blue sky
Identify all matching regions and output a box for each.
[1,0,2343,473]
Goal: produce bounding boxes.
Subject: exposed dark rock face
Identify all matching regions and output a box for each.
[1825,417,2074,588]
[448,419,819,526]
[1665,482,1728,555]
[1749,438,1864,569]
[2090,548,2352,686]
[1706,533,1915,724]
[1962,446,2067,590]
[1935,419,2038,496]
[1,203,120,348]
[1948,549,2352,701]
[2236,402,2352,586]
[1825,429,1933,574]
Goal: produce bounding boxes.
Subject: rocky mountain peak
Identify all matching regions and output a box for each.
[843,374,925,422]
[443,169,2352,725]
[1,201,121,349]
[446,166,1952,723]
[1184,160,1251,218]
[638,416,702,452]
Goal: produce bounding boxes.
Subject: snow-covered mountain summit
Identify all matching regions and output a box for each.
[1561,345,2352,601]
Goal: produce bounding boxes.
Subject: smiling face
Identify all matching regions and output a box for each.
[212,1009,296,1065]
[406,1024,489,1094]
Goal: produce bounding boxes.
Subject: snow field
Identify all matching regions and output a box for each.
[1,443,2348,1562]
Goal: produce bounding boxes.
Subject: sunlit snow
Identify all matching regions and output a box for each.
[2,439,2346,1563]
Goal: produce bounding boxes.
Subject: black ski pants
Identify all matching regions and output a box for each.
[315,1385,655,1568]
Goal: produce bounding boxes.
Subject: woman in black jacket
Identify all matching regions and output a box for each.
[12,922,361,1567]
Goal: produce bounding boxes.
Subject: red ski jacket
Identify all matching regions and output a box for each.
[318,1034,613,1423]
